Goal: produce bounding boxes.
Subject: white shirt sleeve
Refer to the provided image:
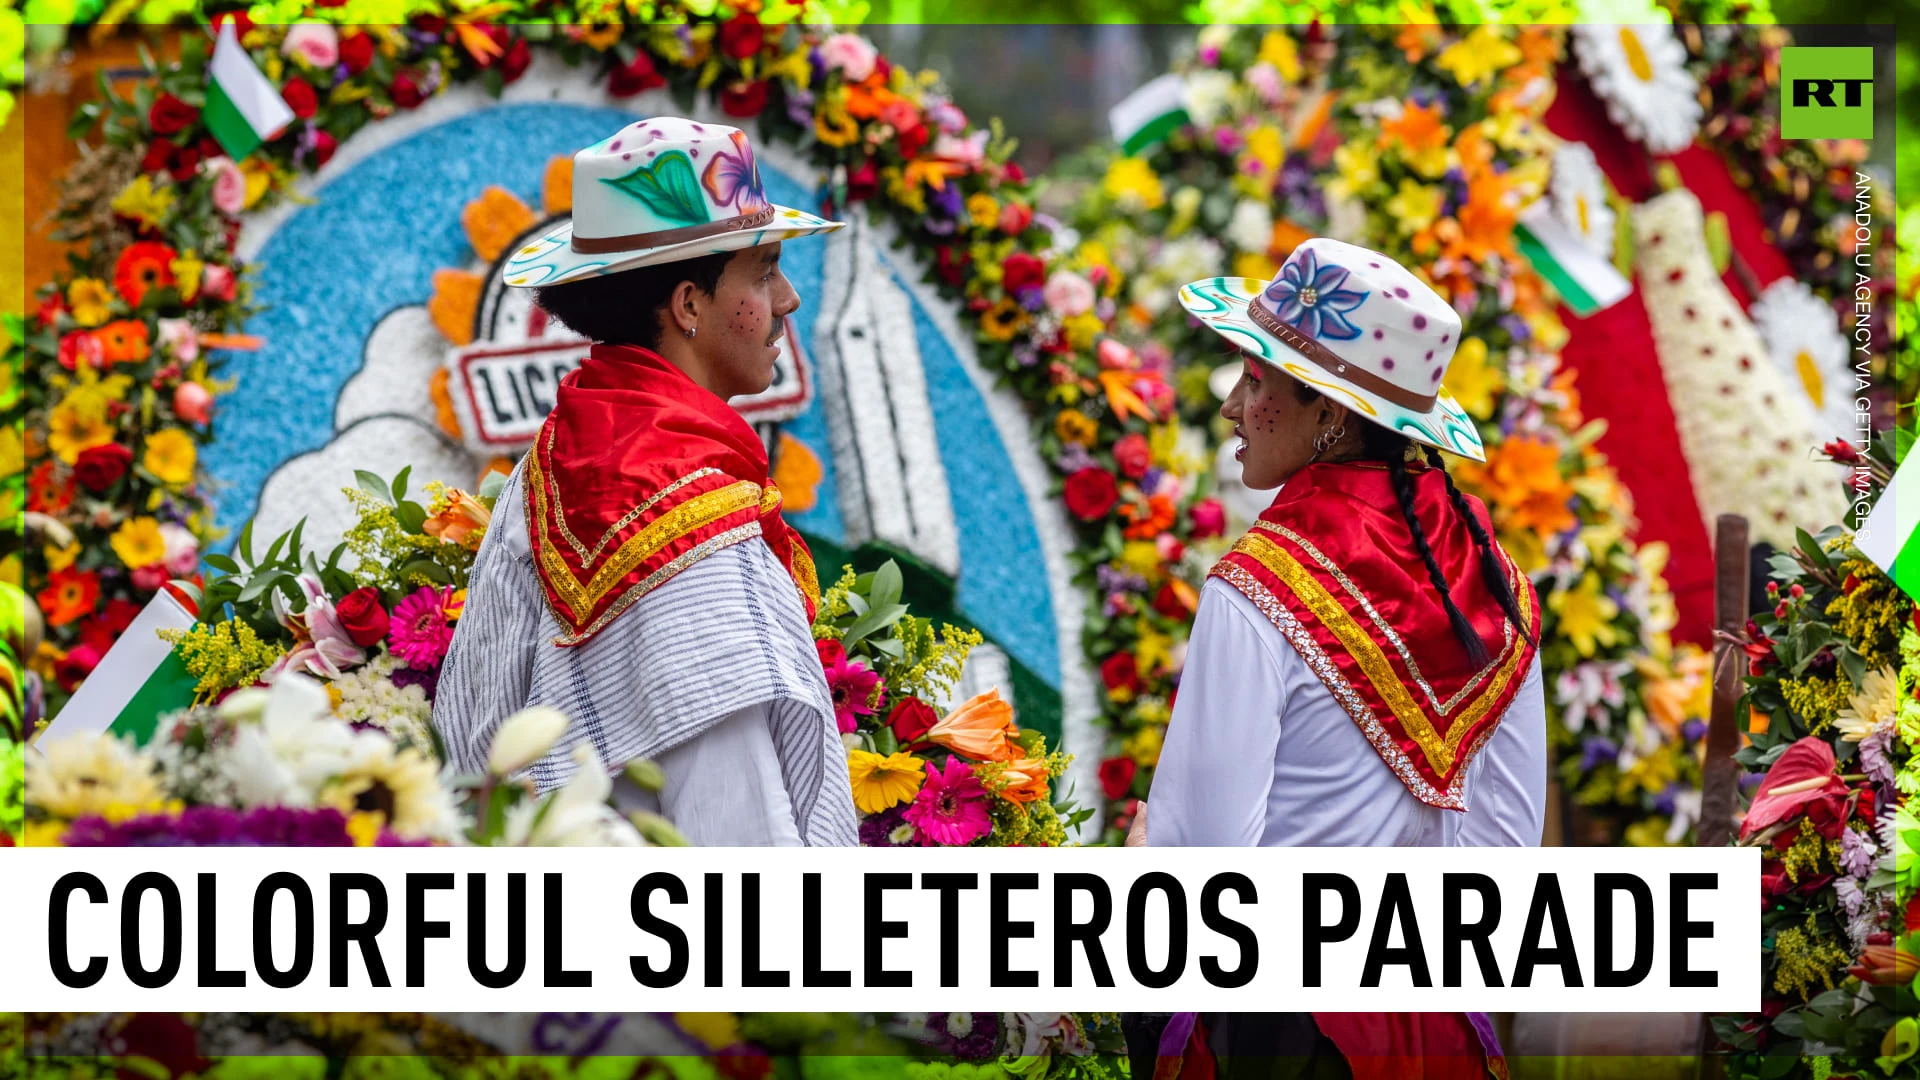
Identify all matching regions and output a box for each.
[1144,579,1287,847]
[649,703,804,847]
[1452,654,1548,846]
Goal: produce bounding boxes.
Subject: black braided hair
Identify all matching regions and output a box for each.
[1290,379,1501,666]
[1423,445,1538,648]
[1387,453,1491,668]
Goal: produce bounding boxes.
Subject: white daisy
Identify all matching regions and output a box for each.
[1748,278,1855,443]
[1548,142,1616,258]
[1226,198,1275,254]
[1571,4,1702,155]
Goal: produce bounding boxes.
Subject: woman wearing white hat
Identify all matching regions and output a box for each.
[436,117,857,847]
[1124,240,1547,1078]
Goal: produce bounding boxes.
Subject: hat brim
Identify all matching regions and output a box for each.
[1180,276,1487,463]
[502,204,843,288]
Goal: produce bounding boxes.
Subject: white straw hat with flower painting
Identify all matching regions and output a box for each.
[1179,237,1486,462]
[504,116,842,288]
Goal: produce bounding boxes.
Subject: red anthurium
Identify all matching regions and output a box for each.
[1738,737,1847,840]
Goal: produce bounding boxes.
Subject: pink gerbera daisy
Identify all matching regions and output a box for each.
[389,585,457,668]
[903,757,992,847]
[823,653,882,733]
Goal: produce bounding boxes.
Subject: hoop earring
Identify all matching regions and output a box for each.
[1307,424,1345,465]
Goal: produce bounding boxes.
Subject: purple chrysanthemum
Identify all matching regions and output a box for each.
[859,804,912,848]
[928,1012,1001,1061]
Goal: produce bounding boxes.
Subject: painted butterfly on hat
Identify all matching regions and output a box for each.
[1263,247,1368,342]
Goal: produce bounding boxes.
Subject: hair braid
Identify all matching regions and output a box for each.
[1390,454,1490,668]
[1422,446,1537,648]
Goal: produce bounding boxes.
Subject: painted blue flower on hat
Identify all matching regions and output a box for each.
[1263,249,1368,341]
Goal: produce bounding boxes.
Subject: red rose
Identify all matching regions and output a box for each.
[816,639,846,668]
[608,52,666,97]
[57,331,104,371]
[308,129,339,168]
[281,77,318,120]
[1063,467,1119,521]
[998,201,1034,236]
[55,643,103,692]
[718,13,764,60]
[935,244,971,287]
[720,79,771,118]
[148,93,200,136]
[1152,582,1192,620]
[501,36,532,83]
[1001,251,1046,295]
[1112,432,1152,479]
[1005,162,1027,184]
[847,158,879,202]
[887,697,939,745]
[335,587,391,647]
[1098,757,1137,801]
[1100,651,1141,695]
[213,11,254,39]
[1188,497,1227,539]
[340,32,375,75]
[140,140,175,174]
[897,122,928,161]
[73,443,133,493]
[390,71,426,109]
[166,144,203,184]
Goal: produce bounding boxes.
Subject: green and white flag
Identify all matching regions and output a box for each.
[1109,73,1188,157]
[1514,201,1633,317]
[204,20,295,160]
[37,590,199,747]
[1857,457,1920,603]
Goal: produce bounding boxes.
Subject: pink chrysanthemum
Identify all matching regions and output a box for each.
[389,586,456,668]
[903,757,992,847]
[823,653,882,733]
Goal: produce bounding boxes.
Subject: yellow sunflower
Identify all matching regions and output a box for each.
[110,516,166,569]
[46,403,113,464]
[846,749,926,814]
[142,427,197,486]
[980,299,1029,342]
[66,278,113,327]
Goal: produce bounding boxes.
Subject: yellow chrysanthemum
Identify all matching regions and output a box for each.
[967,192,1000,229]
[1834,666,1900,742]
[1257,30,1301,82]
[1243,125,1284,174]
[1118,540,1162,581]
[109,516,167,570]
[170,255,205,303]
[1442,336,1505,420]
[1124,724,1164,768]
[1547,573,1620,658]
[142,428,197,486]
[46,403,113,464]
[1327,141,1381,201]
[24,733,162,821]
[1102,157,1165,213]
[1385,178,1444,236]
[66,278,113,327]
[1436,26,1522,87]
[1054,409,1099,447]
[45,540,80,574]
[846,749,926,814]
[110,175,175,232]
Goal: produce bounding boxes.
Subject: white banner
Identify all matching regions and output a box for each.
[2,846,1760,1013]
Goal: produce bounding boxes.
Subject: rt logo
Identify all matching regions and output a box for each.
[1780,47,1875,140]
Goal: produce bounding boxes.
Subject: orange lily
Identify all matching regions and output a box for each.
[425,490,492,551]
[994,758,1050,804]
[1099,369,1155,424]
[927,690,1018,762]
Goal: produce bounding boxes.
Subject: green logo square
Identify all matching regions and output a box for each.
[1780,46,1875,139]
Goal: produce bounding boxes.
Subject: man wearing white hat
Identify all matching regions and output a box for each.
[1126,240,1548,1078]
[435,118,857,847]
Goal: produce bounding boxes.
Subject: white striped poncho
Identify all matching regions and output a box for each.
[433,462,858,847]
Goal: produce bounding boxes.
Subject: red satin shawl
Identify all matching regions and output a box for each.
[1208,461,1541,810]
[524,344,819,646]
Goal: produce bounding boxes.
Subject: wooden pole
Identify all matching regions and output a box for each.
[1694,515,1751,1080]
[1697,514,1750,850]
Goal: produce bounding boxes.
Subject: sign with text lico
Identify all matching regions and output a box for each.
[6,847,1760,1013]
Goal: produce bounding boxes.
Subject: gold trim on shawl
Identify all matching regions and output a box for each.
[1229,532,1527,774]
